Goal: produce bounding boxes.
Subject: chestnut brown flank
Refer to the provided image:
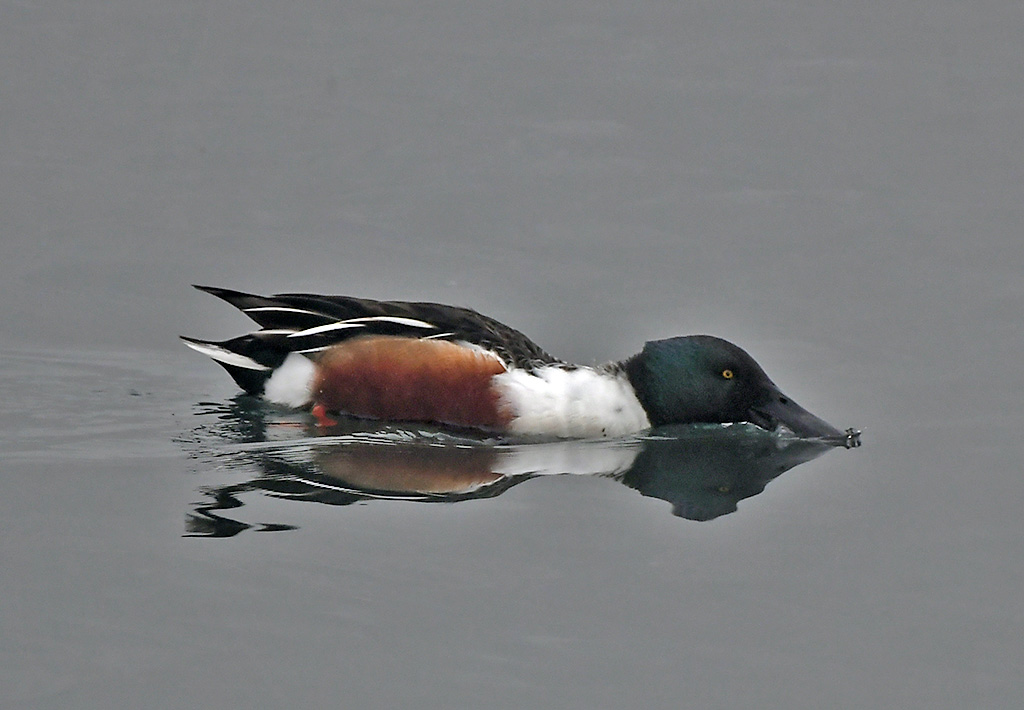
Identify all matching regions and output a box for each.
[312,336,511,429]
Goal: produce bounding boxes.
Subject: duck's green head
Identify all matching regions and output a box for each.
[625,335,844,441]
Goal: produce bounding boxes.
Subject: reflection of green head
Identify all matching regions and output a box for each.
[621,424,836,520]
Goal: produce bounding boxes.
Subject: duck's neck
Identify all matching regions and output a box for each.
[619,352,662,426]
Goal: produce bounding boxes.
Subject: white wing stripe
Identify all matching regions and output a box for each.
[343,316,438,328]
[286,322,367,338]
[243,306,322,316]
[182,339,271,371]
[253,329,298,336]
[286,316,438,338]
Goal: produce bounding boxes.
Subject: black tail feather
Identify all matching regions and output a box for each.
[192,284,349,330]
[181,334,292,396]
[213,360,272,396]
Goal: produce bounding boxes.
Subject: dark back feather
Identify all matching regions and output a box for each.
[192,285,559,370]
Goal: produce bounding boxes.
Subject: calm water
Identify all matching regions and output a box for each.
[2,2,1023,708]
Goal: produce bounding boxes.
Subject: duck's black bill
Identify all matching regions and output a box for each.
[748,386,861,448]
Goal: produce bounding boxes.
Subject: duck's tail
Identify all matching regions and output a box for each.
[180,334,290,396]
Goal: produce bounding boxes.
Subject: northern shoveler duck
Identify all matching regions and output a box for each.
[183,285,857,444]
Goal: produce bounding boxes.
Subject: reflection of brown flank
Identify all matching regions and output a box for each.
[312,336,511,429]
[315,444,503,494]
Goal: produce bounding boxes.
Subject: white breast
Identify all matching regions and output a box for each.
[493,365,651,438]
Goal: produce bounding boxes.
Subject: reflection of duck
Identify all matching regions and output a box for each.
[183,286,859,445]
[185,404,847,535]
[307,425,836,522]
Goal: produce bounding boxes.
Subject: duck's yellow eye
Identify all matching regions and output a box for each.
[722,369,734,379]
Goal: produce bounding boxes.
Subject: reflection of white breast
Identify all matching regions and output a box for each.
[493,365,651,438]
[491,437,643,478]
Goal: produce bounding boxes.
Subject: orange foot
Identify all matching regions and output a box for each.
[312,403,338,428]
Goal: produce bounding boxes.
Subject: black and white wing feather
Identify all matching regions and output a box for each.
[182,285,559,396]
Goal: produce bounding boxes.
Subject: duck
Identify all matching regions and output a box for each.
[182,285,857,444]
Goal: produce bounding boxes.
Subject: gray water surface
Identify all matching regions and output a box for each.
[2,2,1022,709]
